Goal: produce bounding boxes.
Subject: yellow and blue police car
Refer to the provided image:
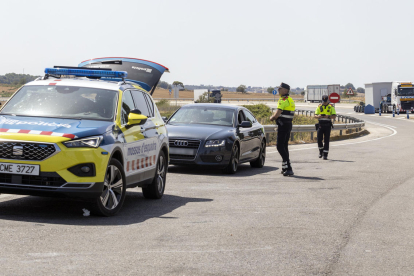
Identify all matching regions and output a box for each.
[0,58,169,216]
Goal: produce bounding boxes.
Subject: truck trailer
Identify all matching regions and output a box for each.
[304,84,340,103]
[364,82,414,113]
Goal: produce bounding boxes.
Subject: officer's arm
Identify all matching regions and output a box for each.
[329,107,337,119]
[314,108,321,118]
[270,109,283,121]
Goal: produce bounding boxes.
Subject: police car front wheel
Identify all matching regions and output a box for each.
[92,159,126,217]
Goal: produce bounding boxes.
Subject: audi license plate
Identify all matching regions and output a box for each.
[169,148,197,155]
[0,162,39,176]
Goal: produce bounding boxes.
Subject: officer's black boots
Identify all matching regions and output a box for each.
[281,161,288,174]
[319,149,323,158]
[283,162,294,176]
[323,153,328,160]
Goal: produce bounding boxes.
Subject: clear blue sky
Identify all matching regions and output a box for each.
[1,0,413,89]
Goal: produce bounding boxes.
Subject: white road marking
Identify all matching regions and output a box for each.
[267,121,397,154]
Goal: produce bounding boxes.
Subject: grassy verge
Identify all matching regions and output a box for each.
[156,99,180,118]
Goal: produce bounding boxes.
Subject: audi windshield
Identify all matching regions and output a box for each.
[1,85,118,121]
[168,107,234,126]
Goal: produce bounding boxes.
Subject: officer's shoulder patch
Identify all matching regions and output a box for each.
[318,104,322,107]
[329,104,333,107]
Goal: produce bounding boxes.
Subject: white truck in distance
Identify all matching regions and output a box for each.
[304,84,340,103]
[365,82,414,113]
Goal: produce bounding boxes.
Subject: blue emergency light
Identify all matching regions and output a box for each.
[44,68,128,79]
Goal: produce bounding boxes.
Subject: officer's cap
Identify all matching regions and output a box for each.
[278,82,290,91]
[322,95,329,102]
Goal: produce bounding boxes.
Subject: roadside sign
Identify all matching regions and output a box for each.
[346,88,355,95]
[173,86,179,99]
[329,92,340,103]
[169,89,172,95]
[272,90,277,95]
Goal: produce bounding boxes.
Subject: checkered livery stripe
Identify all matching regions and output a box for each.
[126,155,157,172]
[0,129,77,139]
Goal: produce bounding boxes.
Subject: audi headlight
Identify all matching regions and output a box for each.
[205,140,225,147]
[63,136,103,148]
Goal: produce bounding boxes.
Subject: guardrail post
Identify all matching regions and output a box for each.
[311,132,314,140]
[340,130,342,136]
[291,133,294,141]
[266,133,270,145]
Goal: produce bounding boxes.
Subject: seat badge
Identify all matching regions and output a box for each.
[13,146,24,156]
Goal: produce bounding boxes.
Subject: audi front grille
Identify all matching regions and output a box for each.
[169,139,201,149]
[169,139,201,161]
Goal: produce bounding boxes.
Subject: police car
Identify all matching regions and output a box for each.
[0,58,169,216]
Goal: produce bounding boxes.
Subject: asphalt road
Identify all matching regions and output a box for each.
[1,103,414,275]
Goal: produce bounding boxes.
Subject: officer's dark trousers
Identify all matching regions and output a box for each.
[276,122,292,162]
[317,125,331,154]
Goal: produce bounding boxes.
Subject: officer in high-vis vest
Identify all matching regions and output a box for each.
[270,82,295,176]
[315,95,336,160]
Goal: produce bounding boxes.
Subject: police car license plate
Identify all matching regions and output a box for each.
[0,162,40,176]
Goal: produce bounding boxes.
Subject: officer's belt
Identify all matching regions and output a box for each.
[279,114,294,119]
[318,118,331,121]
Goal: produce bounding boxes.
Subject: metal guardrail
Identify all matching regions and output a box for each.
[263,109,365,143]
[154,98,361,103]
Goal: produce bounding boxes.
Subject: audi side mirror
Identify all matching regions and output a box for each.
[162,116,168,123]
[239,121,252,128]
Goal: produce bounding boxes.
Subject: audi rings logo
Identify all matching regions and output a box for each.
[174,140,188,147]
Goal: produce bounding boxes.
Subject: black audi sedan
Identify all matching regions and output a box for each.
[166,104,266,174]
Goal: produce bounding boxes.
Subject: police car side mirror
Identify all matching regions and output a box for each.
[239,121,252,128]
[127,113,147,126]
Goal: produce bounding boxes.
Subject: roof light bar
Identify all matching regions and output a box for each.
[44,68,128,79]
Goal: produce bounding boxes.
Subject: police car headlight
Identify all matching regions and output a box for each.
[205,140,225,147]
[63,136,103,148]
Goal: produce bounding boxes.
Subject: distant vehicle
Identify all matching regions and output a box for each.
[210,89,222,103]
[194,89,209,102]
[166,104,266,174]
[304,84,341,103]
[364,82,414,113]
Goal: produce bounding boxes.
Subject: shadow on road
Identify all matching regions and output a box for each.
[290,175,324,181]
[328,159,354,163]
[0,192,212,226]
[168,164,278,177]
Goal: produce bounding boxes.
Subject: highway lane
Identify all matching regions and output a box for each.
[0,103,413,275]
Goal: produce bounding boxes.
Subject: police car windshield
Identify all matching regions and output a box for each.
[397,88,414,96]
[1,85,118,121]
[168,107,234,126]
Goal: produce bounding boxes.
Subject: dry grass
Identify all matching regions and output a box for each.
[0,85,18,96]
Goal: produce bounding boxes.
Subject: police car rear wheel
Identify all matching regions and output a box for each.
[93,159,126,217]
[142,151,167,199]
[250,140,266,168]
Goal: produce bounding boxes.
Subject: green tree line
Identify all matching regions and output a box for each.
[0,73,40,85]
